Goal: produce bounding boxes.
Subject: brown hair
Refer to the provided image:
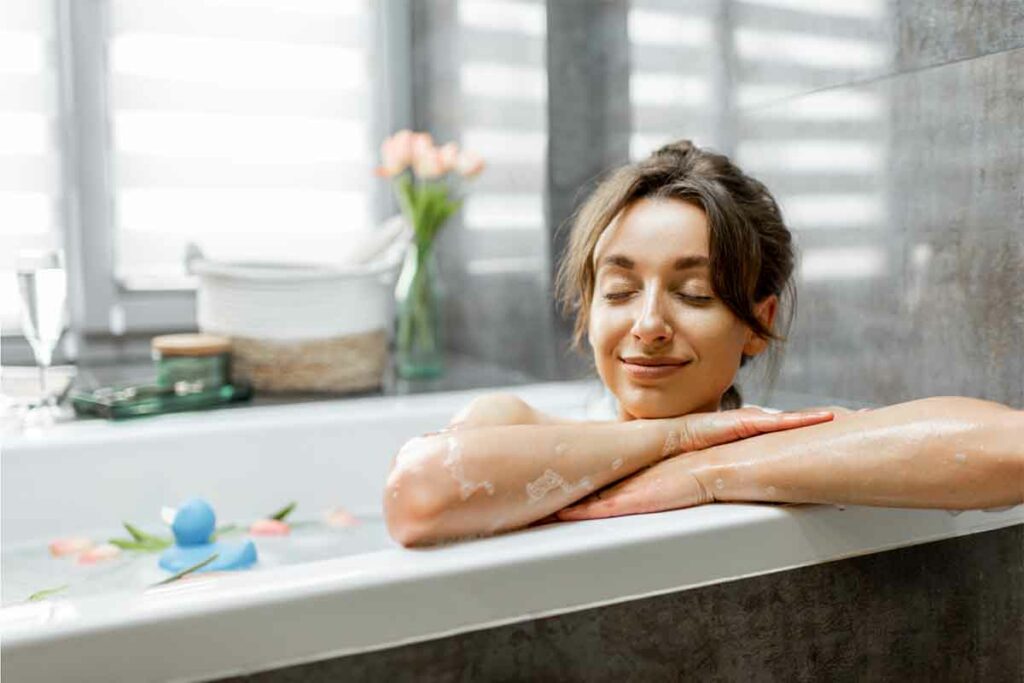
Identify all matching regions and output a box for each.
[554,139,795,409]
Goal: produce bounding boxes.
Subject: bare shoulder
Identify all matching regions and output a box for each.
[447,392,580,429]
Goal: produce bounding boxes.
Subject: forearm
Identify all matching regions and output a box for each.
[385,419,680,545]
[693,397,1024,509]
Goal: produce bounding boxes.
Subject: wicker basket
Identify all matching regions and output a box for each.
[230,330,388,393]
[187,221,408,393]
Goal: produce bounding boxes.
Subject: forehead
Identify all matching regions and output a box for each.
[593,197,709,268]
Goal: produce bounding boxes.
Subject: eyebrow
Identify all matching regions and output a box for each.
[598,254,709,271]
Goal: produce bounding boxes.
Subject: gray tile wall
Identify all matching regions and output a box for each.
[411,0,560,380]
[735,1,1024,408]
[412,1,1023,406]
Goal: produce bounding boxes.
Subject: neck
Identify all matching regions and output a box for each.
[616,397,723,421]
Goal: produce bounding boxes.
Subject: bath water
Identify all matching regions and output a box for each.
[1,517,392,606]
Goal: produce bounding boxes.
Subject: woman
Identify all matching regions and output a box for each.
[383,140,1023,547]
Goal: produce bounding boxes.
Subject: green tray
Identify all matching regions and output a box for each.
[71,382,253,420]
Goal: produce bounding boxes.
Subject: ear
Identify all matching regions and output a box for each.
[742,295,778,357]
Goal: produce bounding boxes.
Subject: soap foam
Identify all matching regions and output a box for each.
[443,436,495,501]
[526,469,594,503]
[611,457,624,471]
[394,436,434,474]
[954,452,967,464]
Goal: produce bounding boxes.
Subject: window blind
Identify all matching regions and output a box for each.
[628,0,718,160]
[458,0,547,277]
[108,0,376,289]
[732,0,889,283]
[0,0,61,334]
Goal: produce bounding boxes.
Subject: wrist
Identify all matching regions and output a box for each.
[689,449,758,503]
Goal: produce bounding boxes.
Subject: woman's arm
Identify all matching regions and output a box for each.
[384,406,835,547]
[557,397,1024,519]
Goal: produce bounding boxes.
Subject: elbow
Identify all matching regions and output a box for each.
[383,438,449,548]
[384,477,443,548]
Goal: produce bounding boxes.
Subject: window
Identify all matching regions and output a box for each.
[458,0,547,277]
[108,0,377,289]
[628,0,719,160]
[0,0,62,335]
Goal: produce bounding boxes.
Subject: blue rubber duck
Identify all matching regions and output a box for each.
[159,498,257,573]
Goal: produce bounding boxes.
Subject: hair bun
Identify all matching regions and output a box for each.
[654,139,696,158]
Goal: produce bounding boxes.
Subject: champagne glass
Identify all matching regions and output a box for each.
[16,249,68,412]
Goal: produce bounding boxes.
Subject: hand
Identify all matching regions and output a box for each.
[555,407,834,521]
[665,406,835,452]
[556,454,709,520]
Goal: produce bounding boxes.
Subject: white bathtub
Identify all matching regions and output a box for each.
[2,380,1021,682]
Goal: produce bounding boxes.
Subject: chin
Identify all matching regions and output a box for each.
[619,391,693,420]
[616,382,718,419]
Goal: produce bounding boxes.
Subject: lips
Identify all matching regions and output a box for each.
[620,357,690,380]
[620,357,687,367]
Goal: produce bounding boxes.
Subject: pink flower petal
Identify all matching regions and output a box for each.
[249,519,291,536]
[324,507,360,528]
[456,150,485,178]
[75,543,121,565]
[49,537,94,558]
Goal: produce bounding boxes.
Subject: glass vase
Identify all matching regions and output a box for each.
[394,241,444,378]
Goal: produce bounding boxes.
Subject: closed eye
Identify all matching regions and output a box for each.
[603,291,712,304]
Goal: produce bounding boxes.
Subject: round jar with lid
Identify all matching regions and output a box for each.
[151,333,232,390]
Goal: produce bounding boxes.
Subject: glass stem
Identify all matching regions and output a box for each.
[38,363,49,407]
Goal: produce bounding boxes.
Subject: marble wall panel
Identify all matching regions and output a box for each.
[740,46,1024,407]
[893,0,1024,70]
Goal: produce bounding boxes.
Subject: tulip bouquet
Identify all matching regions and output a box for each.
[377,130,485,378]
[377,130,484,249]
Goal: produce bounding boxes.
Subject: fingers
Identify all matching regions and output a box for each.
[679,409,833,450]
[557,491,644,520]
[557,468,713,521]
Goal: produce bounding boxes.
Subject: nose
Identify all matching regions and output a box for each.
[630,289,673,346]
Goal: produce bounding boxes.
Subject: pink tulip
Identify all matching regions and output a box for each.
[411,133,446,179]
[410,132,435,160]
[49,537,94,558]
[376,129,416,178]
[413,147,447,179]
[438,142,460,174]
[456,150,485,178]
[75,543,121,565]
[249,518,291,536]
[324,506,360,528]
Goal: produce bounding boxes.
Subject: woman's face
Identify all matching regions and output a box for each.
[588,197,776,419]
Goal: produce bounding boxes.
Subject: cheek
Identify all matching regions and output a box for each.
[688,310,749,364]
[588,302,629,354]
[588,304,630,385]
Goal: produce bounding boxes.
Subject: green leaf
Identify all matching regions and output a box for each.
[110,522,172,552]
[269,501,297,521]
[152,553,220,586]
[211,523,241,540]
[108,537,170,552]
[27,585,69,602]
[123,522,148,542]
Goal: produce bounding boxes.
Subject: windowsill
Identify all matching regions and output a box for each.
[1,352,547,427]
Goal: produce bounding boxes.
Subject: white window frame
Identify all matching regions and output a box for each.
[5,0,412,365]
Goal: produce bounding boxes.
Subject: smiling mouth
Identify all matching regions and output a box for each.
[619,358,690,379]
